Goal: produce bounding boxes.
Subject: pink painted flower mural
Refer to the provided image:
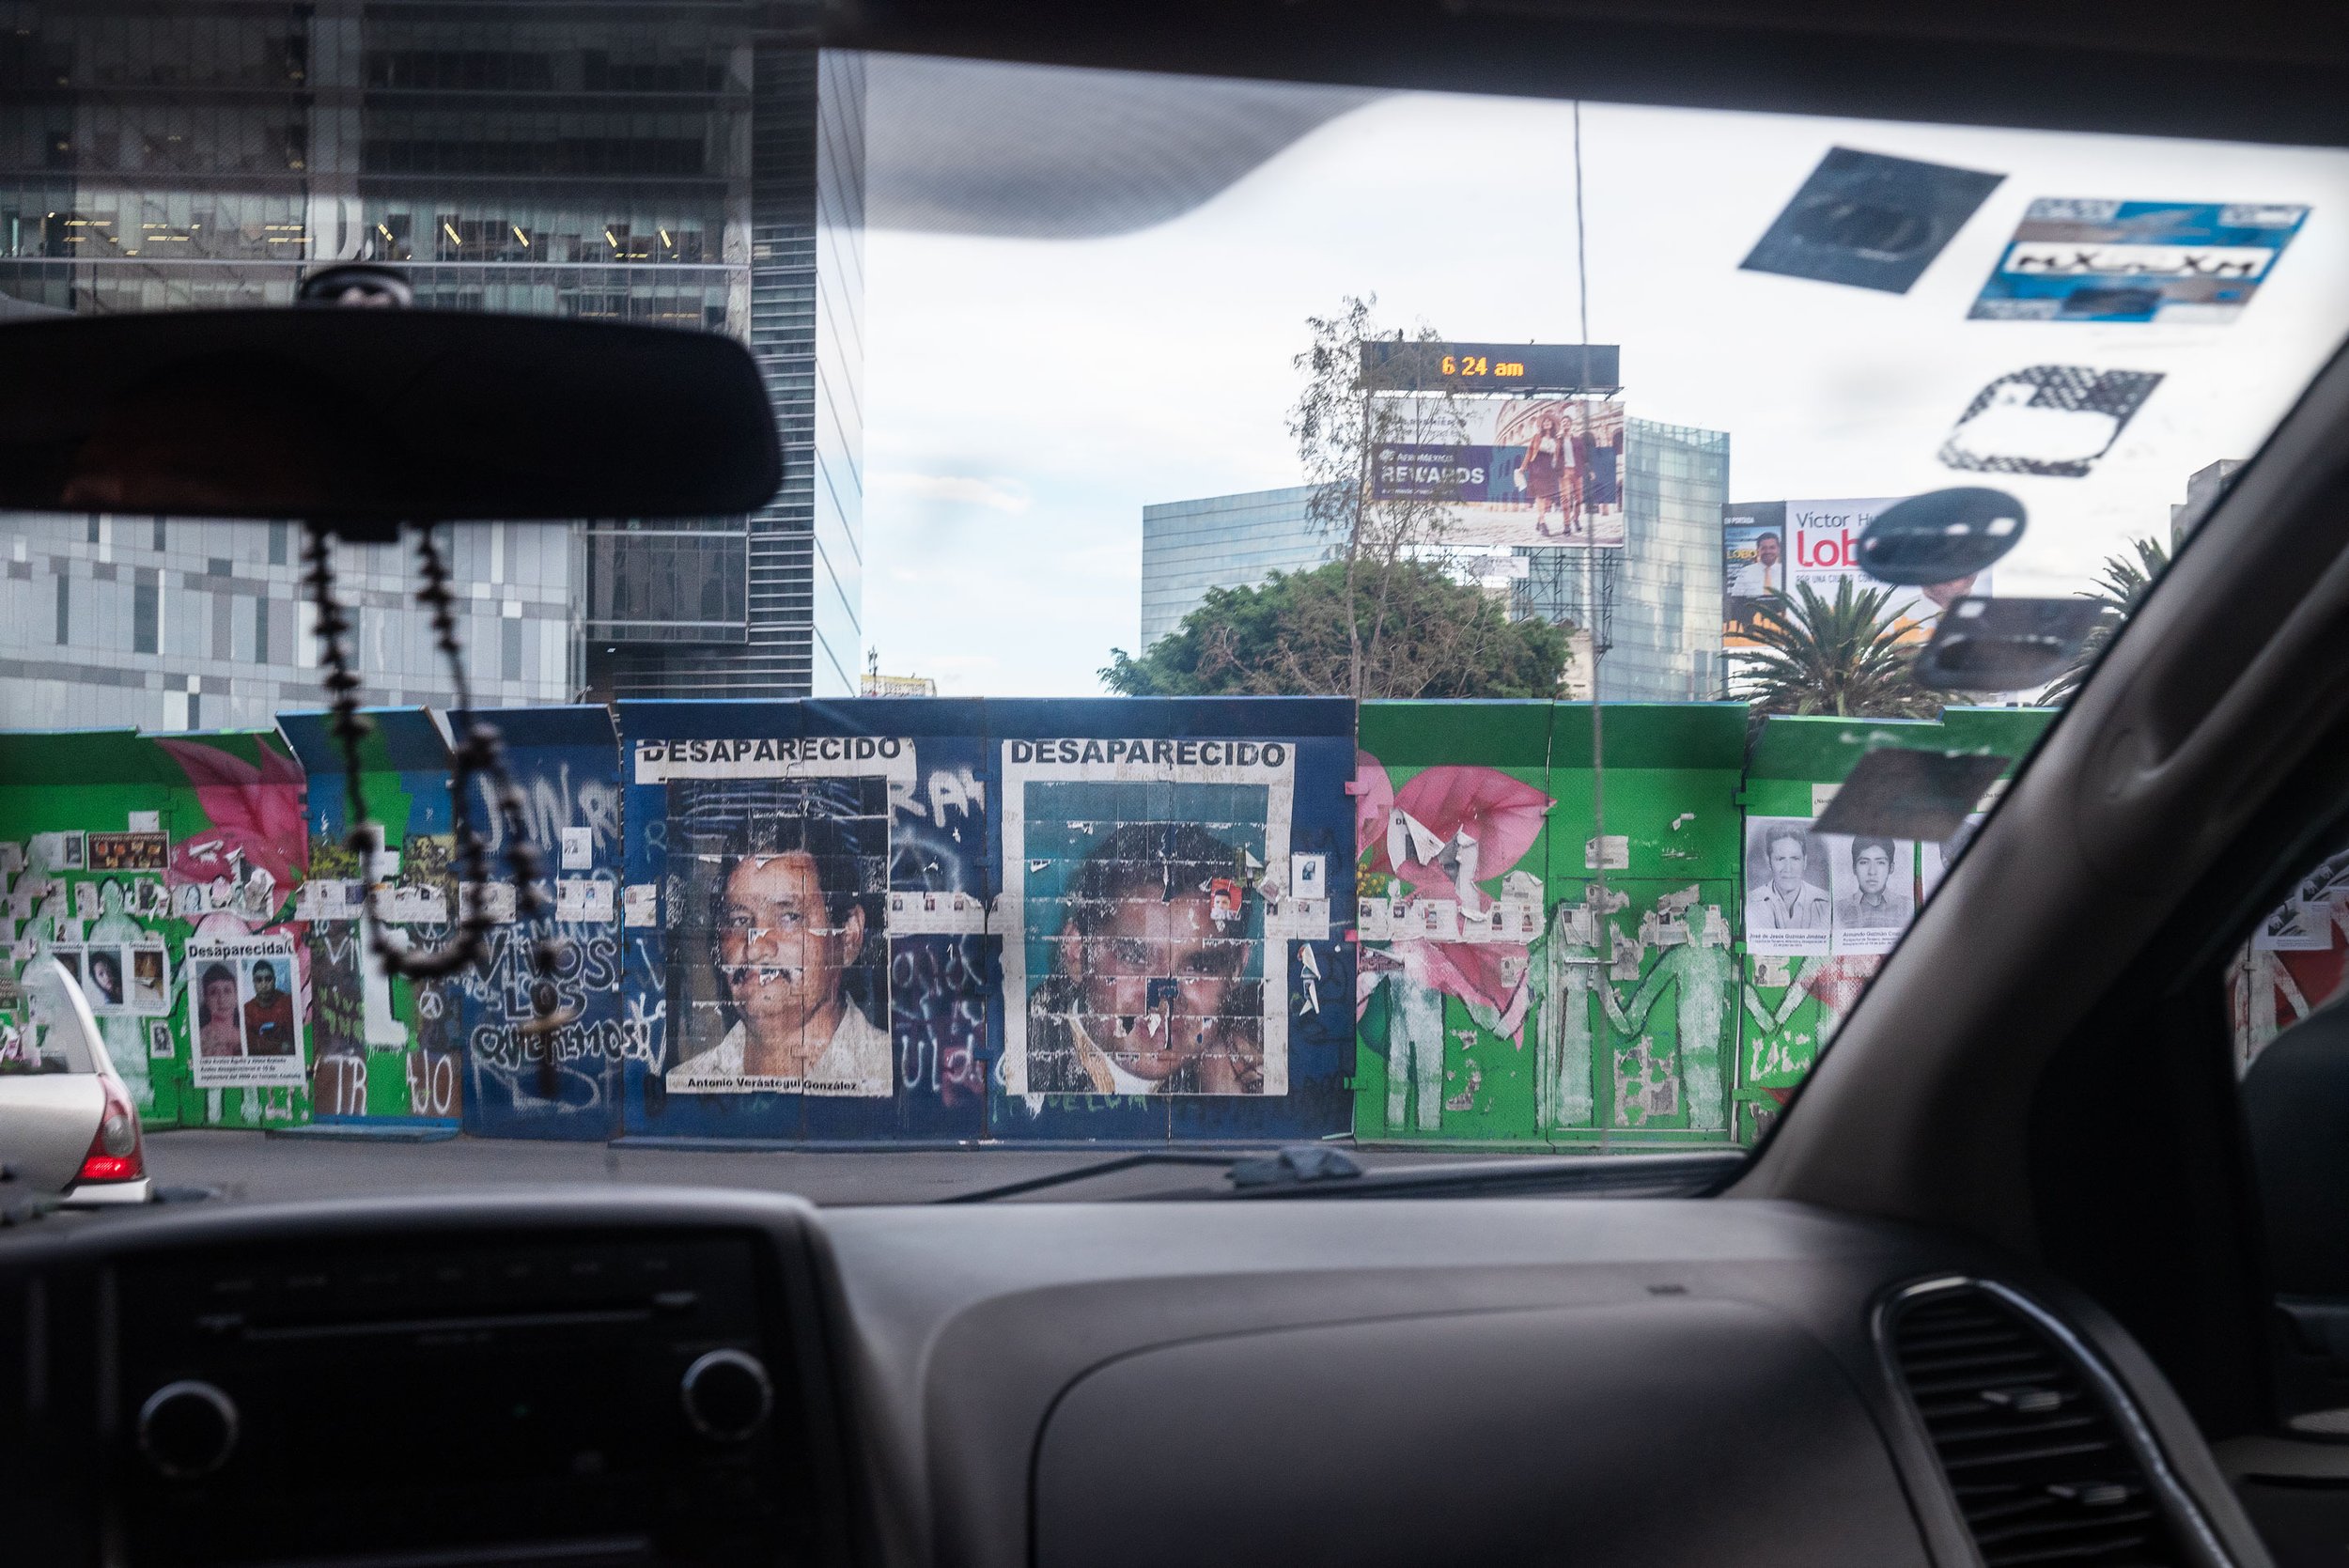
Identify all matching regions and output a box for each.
[155,737,308,905]
[1356,752,1553,1042]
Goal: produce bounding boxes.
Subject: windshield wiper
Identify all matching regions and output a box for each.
[936,1145,1746,1203]
[1190,1148,1748,1201]
[936,1151,1241,1203]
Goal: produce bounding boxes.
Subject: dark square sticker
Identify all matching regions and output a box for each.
[1742,147,2004,294]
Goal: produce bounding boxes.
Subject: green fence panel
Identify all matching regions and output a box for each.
[1354,700,1556,1145]
[1736,707,2056,1142]
[0,727,310,1130]
[1548,704,1748,1148]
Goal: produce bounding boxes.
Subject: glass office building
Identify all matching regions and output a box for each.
[1139,485,1329,648]
[1139,419,1730,699]
[1515,418,1732,701]
[0,0,861,729]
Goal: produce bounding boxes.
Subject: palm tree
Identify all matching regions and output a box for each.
[1734,579,1939,724]
[2040,536,2170,706]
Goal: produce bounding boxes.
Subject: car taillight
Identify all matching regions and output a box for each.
[77,1080,144,1185]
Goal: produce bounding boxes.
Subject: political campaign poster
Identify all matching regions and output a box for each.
[1970,199,2310,324]
[1745,817,1833,955]
[1370,396,1626,547]
[1723,498,1989,648]
[185,932,307,1088]
[1002,736,1294,1097]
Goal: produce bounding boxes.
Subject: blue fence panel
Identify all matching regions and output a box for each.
[453,705,623,1141]
[984,696,1357,1143]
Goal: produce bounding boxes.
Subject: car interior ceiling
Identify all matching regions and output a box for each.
[18,3,2349,1566]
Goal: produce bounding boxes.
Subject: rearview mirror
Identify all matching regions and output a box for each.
[0,308,780,541]
[1856,487,2026,586]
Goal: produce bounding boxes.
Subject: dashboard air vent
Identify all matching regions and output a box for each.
[1890,1284,2187,1568]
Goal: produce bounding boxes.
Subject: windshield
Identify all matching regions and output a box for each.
[2,4,2343,1202]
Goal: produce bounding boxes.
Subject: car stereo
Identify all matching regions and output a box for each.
[107,1227,832,1567]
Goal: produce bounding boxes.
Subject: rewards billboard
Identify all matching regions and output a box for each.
[1371,396,1626,548]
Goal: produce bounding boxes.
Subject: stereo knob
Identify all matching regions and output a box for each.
[680,1348,771,1442]
[138,1380,239,1479]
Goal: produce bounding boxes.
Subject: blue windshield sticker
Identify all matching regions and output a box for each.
[1969,199,2310,323]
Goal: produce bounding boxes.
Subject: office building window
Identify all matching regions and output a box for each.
[254,596,270,663]
[502,616,522,680]
[54,574,69,644]
[269,522,288,566]
[86,517,100,544]
[152,519,167,551]
[133,582,158,654]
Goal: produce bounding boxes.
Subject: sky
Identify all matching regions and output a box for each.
[858,62,2349,696]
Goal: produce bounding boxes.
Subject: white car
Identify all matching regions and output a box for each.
[0,955,151,1208]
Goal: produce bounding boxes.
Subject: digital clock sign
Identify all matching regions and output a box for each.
[1359,341,1620,394]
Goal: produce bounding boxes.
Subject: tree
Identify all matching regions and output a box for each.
[1100,559,1571,698]
[1288,295,1478,701]
[1733,579,1940,724]
[2040,536,2170,706]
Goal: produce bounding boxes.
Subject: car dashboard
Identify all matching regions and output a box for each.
[0,1189,2266,1568]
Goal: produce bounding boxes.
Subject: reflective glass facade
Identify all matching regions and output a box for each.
[0,1,861,728]
[1140,419,1729,699]
[1139,484,1329,648]
[1515,418,1731,701]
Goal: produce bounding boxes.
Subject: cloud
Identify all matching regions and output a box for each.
[871,471,1033,514]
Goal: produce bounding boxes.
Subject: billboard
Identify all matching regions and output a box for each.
[1359,341,1621,394]
[1371,396,1626,548]
[1970,199,2310,324]
[1722,498,1989,650]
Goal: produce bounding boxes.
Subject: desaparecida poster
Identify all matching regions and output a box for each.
[185,932,306,1088]
[1001,736,1299,1098]
[636,736,912,1098]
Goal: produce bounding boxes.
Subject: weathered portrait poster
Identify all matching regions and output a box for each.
[1744,817,1832,955]
[1003,737,1293,1097]
[185,932,306,1087]
[1828,834,1915,955]
[641,737,910,1097]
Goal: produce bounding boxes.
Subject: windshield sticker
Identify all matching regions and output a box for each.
[1002,739,1296,1098]
[1970,199,2310,323]
[1937,365,2163,478]
[1740,147,2003,293]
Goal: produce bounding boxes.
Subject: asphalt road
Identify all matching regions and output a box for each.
[141,1129,1508,1206]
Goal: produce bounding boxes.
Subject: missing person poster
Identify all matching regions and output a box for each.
[1745,817,1833,956]
[1370,396,1626,548]
[1827,834,1916,955]
[1002,737,1293,1097]
[185,933,306,1087]
[641,737,914,1097]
